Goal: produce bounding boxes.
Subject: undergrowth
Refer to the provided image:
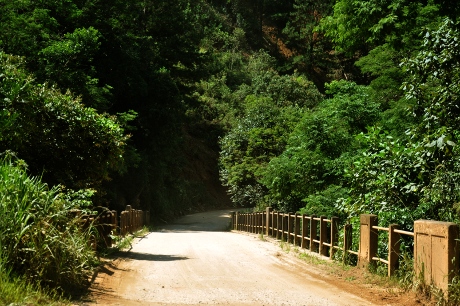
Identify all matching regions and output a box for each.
[0,153,98,298]
[0,258,69,305]
[103,226,151,256]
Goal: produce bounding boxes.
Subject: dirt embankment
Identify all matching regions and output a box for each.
[83,210,429,306]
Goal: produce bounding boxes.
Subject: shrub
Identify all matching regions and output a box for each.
[0,153,98,293]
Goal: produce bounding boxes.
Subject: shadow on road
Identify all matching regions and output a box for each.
[119,252,189,262]
[155,210,235,232]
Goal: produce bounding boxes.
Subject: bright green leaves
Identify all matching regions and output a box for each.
[39,27,107,109]
[39,27,100,66]
[0,154,98,291]
[343,128,426,226]
[259,80,380,213]
[0,52,128,190]
[402,18,460,133]
[219,95,303,208]
[342,19,460,224]
[321,0,441,54]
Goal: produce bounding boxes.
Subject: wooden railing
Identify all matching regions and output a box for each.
[360,214,414,277]
[231,209,414,277]
[74,205,150,249]
[119,205,150,236]
[233,209,346,260]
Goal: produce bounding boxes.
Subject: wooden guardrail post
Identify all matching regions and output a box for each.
[259,212,263,233]
[319,216,328,256]
[287,213,293,243]
[270,210,274,237]
[330,217,339,259]
[276,212,282,239]
[414,220,460,298]
[244,213,248,232]
[343,223,352,264]
[388,224,400,277]
[284,213,289,242]
[249,213,252,233]
[358,214,378,268]
[301,215,308,249]
[266,207,272,236]
[310,215,317,252]
[126,205,132,233]
[294,213,300,246]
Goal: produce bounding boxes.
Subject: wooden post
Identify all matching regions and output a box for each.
[270,210,274,237]
[126,205,133,233]
[287,213,293,243]
[388,224,400,277]
[276,212,281,239]
[259,211,265,235]
[249,213,252,233]
[301,215,307,249]
[320,216,328,256]
[266,207,272,236]
[281,213,285,241]
[245,213,248,231]
[294,213,300,247]
[343,223,352,264]
[247,213,250,232]
[358,214,378,268]
[310,215,317,252]
[330,217,339,259]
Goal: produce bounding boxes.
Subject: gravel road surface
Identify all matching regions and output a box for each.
[86,210,414,306]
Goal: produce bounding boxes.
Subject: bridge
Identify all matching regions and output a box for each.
[86,209,425,305]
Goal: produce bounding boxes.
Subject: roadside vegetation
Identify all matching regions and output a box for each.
[0,0,459,303]
[0,154,97,304]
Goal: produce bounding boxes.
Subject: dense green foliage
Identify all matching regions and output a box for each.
[0,53,128,190]
[1,0,460,299]
[0,155,97,293]
[260,80,380,214]
[204,0,460,232]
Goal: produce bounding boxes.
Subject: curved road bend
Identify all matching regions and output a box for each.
[87,209,375,306]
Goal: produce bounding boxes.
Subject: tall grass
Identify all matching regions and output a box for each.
[0,253,68,305]
[0,153,98,295]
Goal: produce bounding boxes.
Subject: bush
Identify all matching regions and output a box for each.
[0,153,98,293]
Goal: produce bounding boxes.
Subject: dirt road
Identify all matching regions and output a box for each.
[86,210,422,306]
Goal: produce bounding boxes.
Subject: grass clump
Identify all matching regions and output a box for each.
[0,257,68,305]
[0,153,98,296]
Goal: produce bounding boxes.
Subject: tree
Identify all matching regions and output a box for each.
[219,95,304,207]
[320,0,442,55]
[0,52,128,190]
[260,80,380,213]
[282,0,334,82]
[342,19,460,225]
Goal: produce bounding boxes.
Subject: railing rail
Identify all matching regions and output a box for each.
[231,209,414,277]
[75,205,150,249]
[232,209,345,261]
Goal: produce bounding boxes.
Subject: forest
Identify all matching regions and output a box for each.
[1,0,460,302]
